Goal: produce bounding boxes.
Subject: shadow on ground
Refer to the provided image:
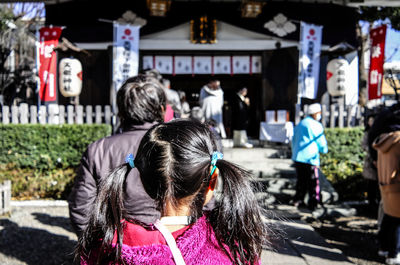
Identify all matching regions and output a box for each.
[32,212,75,234]
[0,218,76,265]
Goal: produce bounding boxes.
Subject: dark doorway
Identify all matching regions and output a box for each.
[164,74,262,138]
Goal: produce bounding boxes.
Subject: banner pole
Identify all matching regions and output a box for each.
[296,22,304,125]
[35,25,41,110]
[112,21,117,131]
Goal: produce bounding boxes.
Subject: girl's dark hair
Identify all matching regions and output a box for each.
[77,119,269,264]
[117,74,166,128]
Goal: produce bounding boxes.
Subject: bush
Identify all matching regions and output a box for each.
[0,124,111,169]
[320,127,366,201]
[0,124,111,199]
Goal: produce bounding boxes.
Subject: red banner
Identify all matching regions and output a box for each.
[38,27,63,103]
[368,25,387,100]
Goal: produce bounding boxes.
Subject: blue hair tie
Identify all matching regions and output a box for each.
[210,151,223,176]
[125,153,135,168]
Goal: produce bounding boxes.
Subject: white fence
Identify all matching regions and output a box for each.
[301,104,364,128]
[1,103,364,128]
[0,180,11,216]
[1,103,114,125]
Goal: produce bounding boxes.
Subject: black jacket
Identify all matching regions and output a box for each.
[68,122,160,235]
[232,94,249,130]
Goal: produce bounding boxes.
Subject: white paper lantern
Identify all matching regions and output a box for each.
[326,58,348,97]
[59,58,82,97]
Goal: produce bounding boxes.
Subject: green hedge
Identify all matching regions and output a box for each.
[0,124,111,199]
[0,125,368,200]
[320,127,366,201]
[0,124,111,169]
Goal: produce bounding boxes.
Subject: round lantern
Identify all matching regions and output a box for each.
[59,58,83,97]
[326,58,348,97]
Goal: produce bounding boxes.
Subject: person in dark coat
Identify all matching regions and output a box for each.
[67,75,166,236]
[232,87,253,148]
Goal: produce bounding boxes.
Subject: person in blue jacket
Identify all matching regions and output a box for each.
[291,103,328,210]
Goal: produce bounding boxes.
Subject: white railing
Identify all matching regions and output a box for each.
[301,104,364,128]
[0,180,11,216]
[1,103,364,128]
[1,103,114,125]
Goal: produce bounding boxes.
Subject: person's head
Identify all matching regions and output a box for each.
[161,78,170,90]
[190,106,205,123]
[366,115,375,131]
[178,90,186,102]
[208,80,220,90]
[205,118,217,128]
[135,120,219,217]
[238,87,248,97]
[79,119,269,264]
[143,68,162,81]
[117,74,166,128]
[308,103,322,121]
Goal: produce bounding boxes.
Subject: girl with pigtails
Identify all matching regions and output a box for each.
[77,119,270,265]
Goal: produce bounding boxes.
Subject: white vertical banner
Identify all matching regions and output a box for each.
[345,51,359,106]
[113,23,140,92]
[298,22,323,99]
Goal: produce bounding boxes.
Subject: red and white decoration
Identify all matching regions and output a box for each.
[113,23,140,91]
[142,55,262,75]
[232,56,251,74]
[142,55,154,70]
[38,27,63,103]
[213,56,231,74]
[251,56,262,74]
[368,25,387,100]
[155,56,173,74]
[59,58,83,97]
[194,56,212,74]
[175,56,192,74]
[298,22,323,99]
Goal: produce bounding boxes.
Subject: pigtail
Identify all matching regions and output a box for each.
[76,163,131,264]
[209,160,269,265]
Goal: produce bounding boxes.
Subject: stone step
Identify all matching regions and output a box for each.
[223,147,339,205]
[223,147,295,178]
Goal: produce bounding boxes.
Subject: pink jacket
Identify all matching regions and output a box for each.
[82,216,253,265]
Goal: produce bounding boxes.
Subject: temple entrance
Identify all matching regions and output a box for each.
[165,74,262,138]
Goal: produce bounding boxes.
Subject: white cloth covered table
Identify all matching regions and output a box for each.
[259,121,294,144]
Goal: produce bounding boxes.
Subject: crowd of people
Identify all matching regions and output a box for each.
[68,71,269,265]
[67,68,400,265]
[290,101,400,265]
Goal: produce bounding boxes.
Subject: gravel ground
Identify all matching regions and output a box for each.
[0,205,77,265]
